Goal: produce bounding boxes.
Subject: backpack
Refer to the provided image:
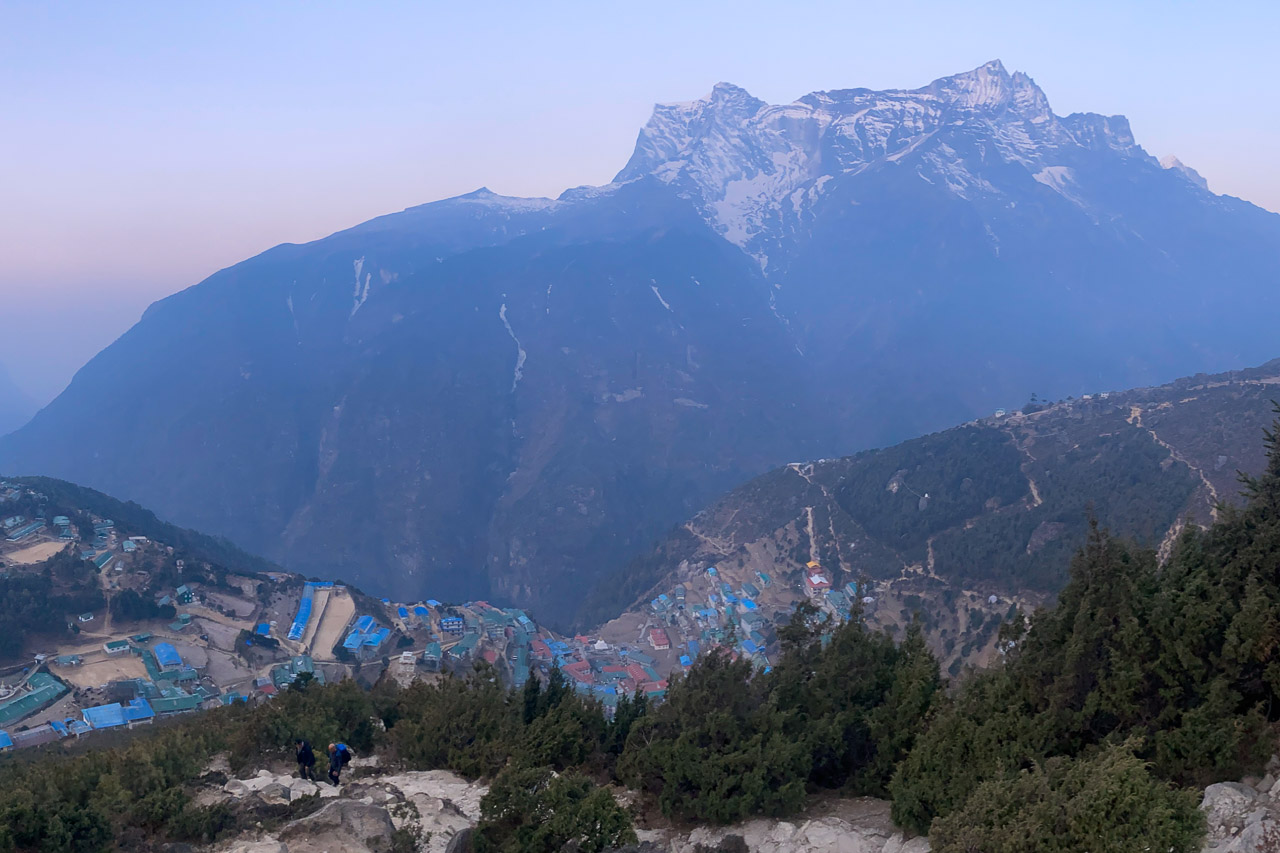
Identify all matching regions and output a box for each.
[336,743,352,767]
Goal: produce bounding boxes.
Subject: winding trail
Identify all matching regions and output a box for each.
[805,506,820,566]
[1129,404,1220,517]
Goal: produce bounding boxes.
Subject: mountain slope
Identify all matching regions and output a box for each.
[0,361,34,438]
[584,360,1280,666]
[2,62,1279,622]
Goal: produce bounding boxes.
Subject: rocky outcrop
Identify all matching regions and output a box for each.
[637,798,929,853]
[204,759,1280,853]
[207,766,487,853]
[278,800,395,853]
[217,769,340,804]
[1199,774,1280,852]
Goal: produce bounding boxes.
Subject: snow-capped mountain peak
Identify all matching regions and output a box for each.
[613,61,1178,263]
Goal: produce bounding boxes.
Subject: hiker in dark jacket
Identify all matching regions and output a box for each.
[294,738,316,780]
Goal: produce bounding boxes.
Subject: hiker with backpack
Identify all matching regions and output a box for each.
[294,738,316,781]
[327,742,352,786]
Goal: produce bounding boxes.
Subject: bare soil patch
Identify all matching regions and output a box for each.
[298,587,331,650]
[57,656,147,689]
[2,541,69,565]
[310,589,355,661]
[202,648,254,689]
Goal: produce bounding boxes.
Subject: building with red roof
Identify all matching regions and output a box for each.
[563,659,593,684]
[648,628,671,650]
[804,571,832,593]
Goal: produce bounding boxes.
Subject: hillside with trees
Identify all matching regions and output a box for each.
[0,477,280,662]
[578,361,1280,669]
[7,411,1280,850]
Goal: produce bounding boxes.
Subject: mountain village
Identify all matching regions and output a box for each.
[0,477,886,755]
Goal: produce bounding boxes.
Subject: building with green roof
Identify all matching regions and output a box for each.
[0,673,67,725]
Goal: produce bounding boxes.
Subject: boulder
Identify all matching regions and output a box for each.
[881,837,930,853]
[283,779,322,801]
[223,779,251,798]
[383,770,487,821]
[1202,782,1261,843]
[444,827,473,853]
[258,783,290,806]
[1210,815,1280,852]
[279,799,395,853]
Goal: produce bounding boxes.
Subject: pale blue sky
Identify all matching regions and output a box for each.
[2,0,1278,401]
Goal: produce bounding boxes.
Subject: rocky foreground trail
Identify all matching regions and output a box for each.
[197,755,1280,853]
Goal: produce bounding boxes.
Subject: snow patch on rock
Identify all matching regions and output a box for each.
[498,303,527,393]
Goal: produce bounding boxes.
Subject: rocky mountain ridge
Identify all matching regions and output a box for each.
[617,60,1155,266]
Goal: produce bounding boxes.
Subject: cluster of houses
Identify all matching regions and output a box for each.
[640,564,781,671]
[341,615,392,659]
[2,513,44,543]
[0,639,223,752]
[634,560,878,680]
[537,637,669,710]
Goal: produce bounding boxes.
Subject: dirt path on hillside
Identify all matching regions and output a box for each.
[805,507,820,566]
[1130,404,1220,516]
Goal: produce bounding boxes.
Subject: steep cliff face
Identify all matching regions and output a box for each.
[4,62,1278,620]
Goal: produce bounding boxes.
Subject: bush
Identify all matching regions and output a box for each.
[929,742,1204,853]
[473,765,635,853]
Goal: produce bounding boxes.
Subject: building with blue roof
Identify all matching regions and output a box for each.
[287,584,317,641]
[0,730,12,750]
[413,606,430,624]
[154,643,183,670]
[122,698,155,722]
[355,614,376,634]
[397,606,408,619]
[83,703,127,729]
[679,655,692,668]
